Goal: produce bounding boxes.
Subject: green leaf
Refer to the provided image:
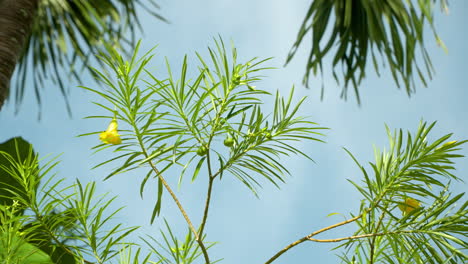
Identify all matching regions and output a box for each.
[0,137,38,215]
[326,212,342,218]
[12,0,167,114]
[288,0,446,103]
[0,233,54,264]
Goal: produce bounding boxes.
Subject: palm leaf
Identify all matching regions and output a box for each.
[287,0,449,104]
[13,0,167,114]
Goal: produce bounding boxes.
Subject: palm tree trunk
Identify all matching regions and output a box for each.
[0,0,39,110]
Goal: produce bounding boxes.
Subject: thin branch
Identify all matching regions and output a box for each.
[198,99,231,236]
[264,184,391,264]
[307,232,393,243]
[147,158,211,264]
[264,214,363,264]
[198,152,215,237]
[132,122,211,264]
[369,207,387,264]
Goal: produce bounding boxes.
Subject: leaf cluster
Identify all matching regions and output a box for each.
[339,122,467,263]
[288,0,449,103]
[140,219,219,264]
[82,38,326,223]
[0,138,139,263]
[14,0,166,113]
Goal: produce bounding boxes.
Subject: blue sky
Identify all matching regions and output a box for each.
[1,1,467,263]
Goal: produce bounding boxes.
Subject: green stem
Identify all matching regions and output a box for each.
[131,123,211,264]
[369,207,387,264]
[197,92,232,236]
[147,159,211,264]
[198,172,215,237]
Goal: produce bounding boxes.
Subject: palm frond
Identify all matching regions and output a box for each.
[287,0,449,104]
[13,0,166,114]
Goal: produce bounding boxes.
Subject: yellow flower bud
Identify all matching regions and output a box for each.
[99,119,122,145]
[436,140,457,151]
[442,140,457,147]
[398,197,421,215]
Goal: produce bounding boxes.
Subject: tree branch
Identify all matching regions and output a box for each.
[369,208,387,264]
[198,151,215,237]
[147,158,211,264]
[264,214,363,264]
[307,232,393,243]
[133,122,211,264]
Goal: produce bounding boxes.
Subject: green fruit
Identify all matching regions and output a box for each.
[196,146,208,156]
[224,137,234,147]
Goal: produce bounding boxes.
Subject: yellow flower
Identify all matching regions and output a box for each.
[398,197,421,215]
[99,119,122,145]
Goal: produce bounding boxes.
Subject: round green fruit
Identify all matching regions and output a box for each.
[224,137,234,147]
[196,146,208,156]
